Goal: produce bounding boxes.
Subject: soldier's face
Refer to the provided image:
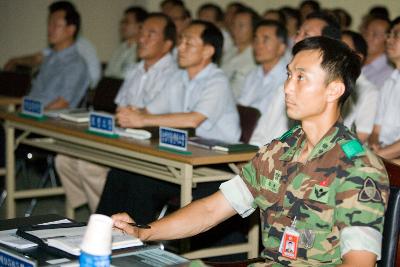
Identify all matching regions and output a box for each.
[284,50,330,121]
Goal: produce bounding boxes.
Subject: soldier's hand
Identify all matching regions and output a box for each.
[112,212,140,237]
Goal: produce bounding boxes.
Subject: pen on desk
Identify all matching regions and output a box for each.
[128,223,151,229]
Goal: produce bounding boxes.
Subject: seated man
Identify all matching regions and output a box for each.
[55,13,178,212]
[113,36,389,266]
[104,6,148,79]
[237,20,289,147]
[221,7,259,98]
[4,1,100,88]
[362,15,393,89]
[369,17,400,160]
[97,20,240,220]
[25,1,89,110]
[341,30,378,143]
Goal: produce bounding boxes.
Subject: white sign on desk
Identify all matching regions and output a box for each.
[21,97,43,118]
[88,112,115,135]
[159,127,188,151]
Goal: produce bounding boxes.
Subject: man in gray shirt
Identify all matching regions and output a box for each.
[27,1,89,110]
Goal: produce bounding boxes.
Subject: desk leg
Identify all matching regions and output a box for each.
[180,164,193,207]
[5,122,16,218]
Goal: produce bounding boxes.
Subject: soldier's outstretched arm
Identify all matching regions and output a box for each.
[112,191,237,241]
[339,250,377,267]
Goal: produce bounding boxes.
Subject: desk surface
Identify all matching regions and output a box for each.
[0,111,256,165]
[0,96,21,106]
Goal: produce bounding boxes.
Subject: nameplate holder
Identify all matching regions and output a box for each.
[21,97,44,119]
[0,246,36,267]
[159,127,188,152]
[88,112,117,137]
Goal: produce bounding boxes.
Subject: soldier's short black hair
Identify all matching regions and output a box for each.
[190,20,223,64]
[292,36,361,105]
[124,6,148,23]
[197,3,224,23]
[255,20,288,45]
[306,11,341,40]
[146,13,176,49]
[369,6,390,20]
[280,6,301,30]
[49,1,80,39]
[342,30,367,62]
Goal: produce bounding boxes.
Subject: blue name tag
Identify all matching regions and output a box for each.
[22,97,43,118]
[0,249,36,267]
[89,112,115,135]
[159,127,188,151]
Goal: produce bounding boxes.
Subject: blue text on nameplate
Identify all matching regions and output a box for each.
[0,248,36,267]
[22,97,43,118]
[159,127,188,151]
[89,112,115,135]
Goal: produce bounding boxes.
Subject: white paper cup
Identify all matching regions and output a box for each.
[80,214,113,256]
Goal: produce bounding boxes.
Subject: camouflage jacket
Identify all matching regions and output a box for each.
[241,122,389,266]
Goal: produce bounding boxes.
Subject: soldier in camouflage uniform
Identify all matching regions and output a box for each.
[112,36,389,267]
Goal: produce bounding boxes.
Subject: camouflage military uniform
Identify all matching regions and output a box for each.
[240,122,389,266]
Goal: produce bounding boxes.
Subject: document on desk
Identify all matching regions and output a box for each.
[23,226,143,256]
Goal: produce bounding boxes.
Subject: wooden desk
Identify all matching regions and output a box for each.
[0,111,258,259]
[0,96,21,112]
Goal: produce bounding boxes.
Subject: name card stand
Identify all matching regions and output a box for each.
[19,97,47,121]
[158,127,192,155]
[86,112,118,138]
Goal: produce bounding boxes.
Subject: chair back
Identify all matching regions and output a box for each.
[237,105,261,143]
[379,159,400,267]
[91,77,123,113]
[0,71,31,97]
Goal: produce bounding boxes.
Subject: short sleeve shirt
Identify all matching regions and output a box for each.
[374,69,400,146]
[362,54,394,89]
[104,41,137,79]
[239,122,389,265]
[29,44,89,108]
[114,53,177,112]
[147,63,241,143]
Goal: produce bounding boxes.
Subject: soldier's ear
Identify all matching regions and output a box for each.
[326,80,345,103]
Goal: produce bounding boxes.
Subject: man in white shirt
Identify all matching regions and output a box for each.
[104,7,148,79]
[221,7,259,98]
[237,20,289,147]
[97,21,240,222]
[362,16,394,89]
[251,11,341,147]
[55,13,178,212]
[341,30,379,143]
[196,3,234,59]
[369,17,400,160]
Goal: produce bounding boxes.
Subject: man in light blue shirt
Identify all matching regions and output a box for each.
[27,1,89,110]
[117,20,240,143]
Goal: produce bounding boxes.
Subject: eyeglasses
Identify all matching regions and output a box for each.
[386,31,400,40]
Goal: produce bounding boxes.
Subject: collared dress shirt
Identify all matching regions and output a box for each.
[114,53,177,111]
[237,57,287,114]
[221,45,257,99]
[29,44,89,108]
[343,74,379,135]
[362,54,394,89]
[147,63,241,143]
[104,41,137,79]
[375,69,400,146]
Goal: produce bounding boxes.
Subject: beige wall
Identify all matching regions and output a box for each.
[1,0,399,67]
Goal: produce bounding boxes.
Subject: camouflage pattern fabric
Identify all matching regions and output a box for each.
[241,122,389,266]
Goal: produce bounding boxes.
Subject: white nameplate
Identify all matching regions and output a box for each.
[21,97,43,118]
[88,112,115,135]
[159,127,188,151]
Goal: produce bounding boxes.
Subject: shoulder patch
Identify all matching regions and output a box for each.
[341,139,364,159]
[358,177,382,203]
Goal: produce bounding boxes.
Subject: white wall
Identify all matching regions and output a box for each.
[1,0,399,67]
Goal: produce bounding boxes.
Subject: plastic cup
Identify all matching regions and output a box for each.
[80,214,113,256]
